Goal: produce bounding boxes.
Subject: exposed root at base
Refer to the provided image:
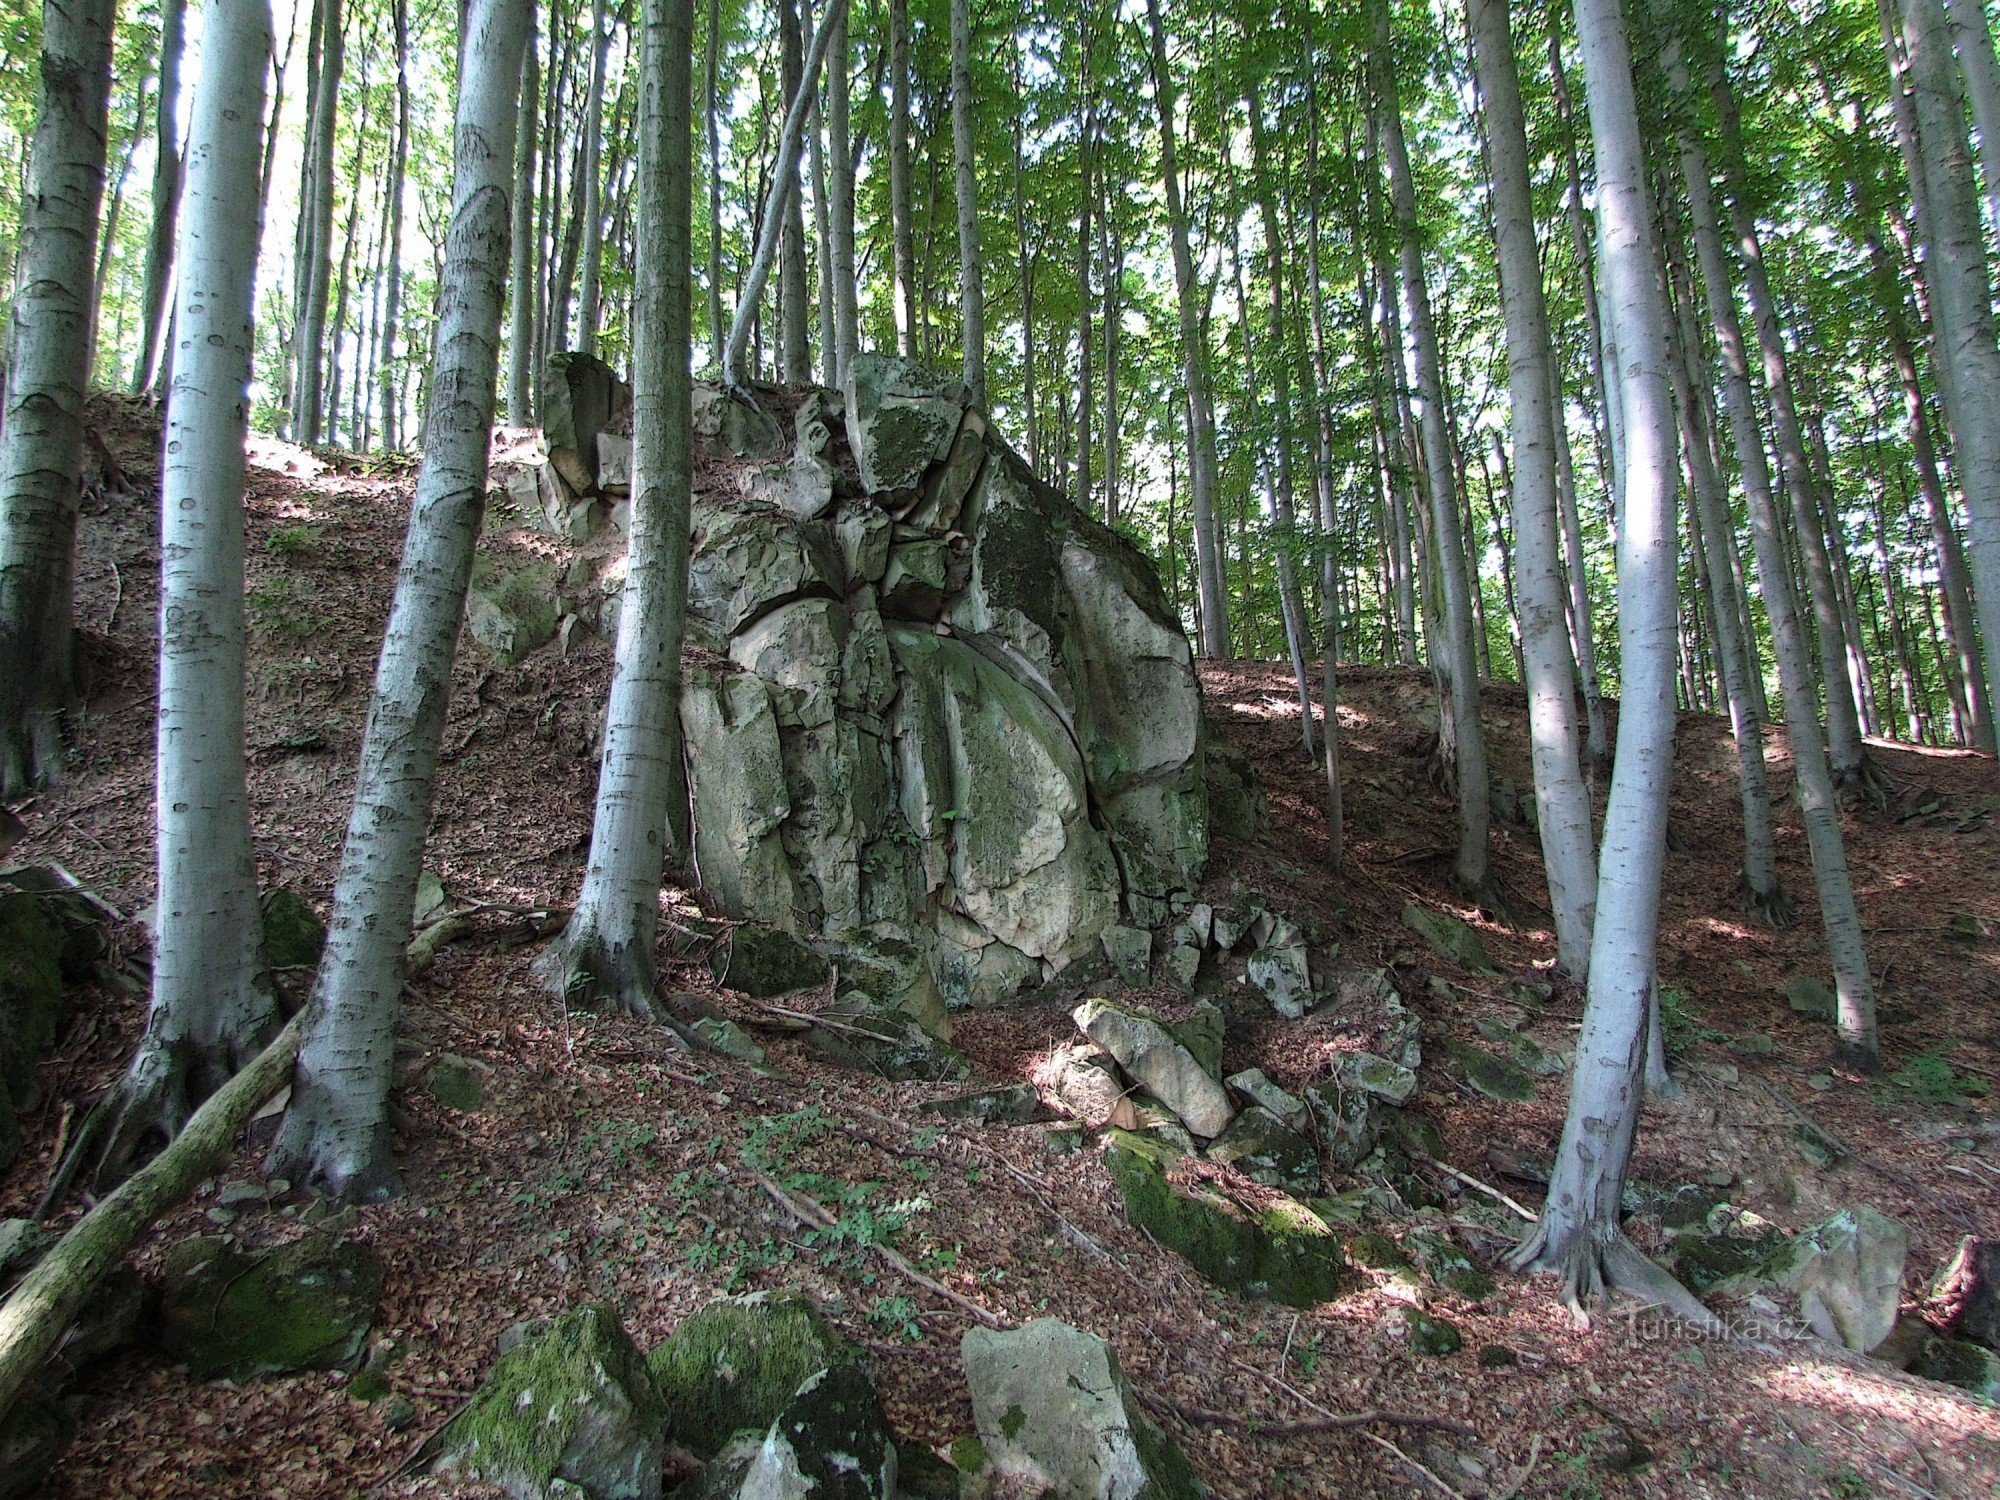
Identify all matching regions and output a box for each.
[534,928,701,1050]
[1743,878,1799,931]
[1508,1223,1726,1336]
[1836,753,1898,811]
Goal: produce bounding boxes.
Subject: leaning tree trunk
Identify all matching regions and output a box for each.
[1511,0,1718,1326]
[132,0,187,396]
[1676,36,1880,1070]
[705,0,725,366]
[1901,0,2000,768]
[1373,0,1492,899]
[378,0,412,450]
[949,0,986,406]
[93,0,286,1189]
[269,0,531,1201]
[543,0,695,1023]
[1943,0,2000,239]
[827,0,857,389]
[0,0,115,799]
[1144,0,1229,660]
[776,0,810,383]
[1470,0,1596,975]
[722,0,843,394]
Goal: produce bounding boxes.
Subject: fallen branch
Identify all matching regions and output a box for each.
[752,1169,1006,1328]
[0,1015,302,1422]
[1140,1392,1476,1440]
[1226,1355,1474,1437]
[1415,1154,1537,1222]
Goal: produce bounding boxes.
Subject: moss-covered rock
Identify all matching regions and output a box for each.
[803,997,972,1082]
[1168,1000,1225,1083]
[0,892,68,1104]
[1478,1343,1519,1369]
[1911,1336,2000,1400]
[429,1054,487,1111]
[1401,905,1493,972]
[920,1084,1042,1124]
[1101,1130,1348,1306]
[0,1218,55,1292]
[1205,1106,1319,1193]
[712,924,830,998]
[259,887,326,970]
[648,1291,865,1457]
[1443,1038,1535,1103]
[159,1234,382,1381]
[0,1387,74,1500]
[431,1304,665,1500]
[466,551,560,665]
[1784,976,1837,1020]
[1408,1233,1494,1301]
[894,1444,962,1498]
[960,1318,1209,1499]
[1401,1308,1463,1357]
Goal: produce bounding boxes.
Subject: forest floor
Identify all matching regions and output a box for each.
[3,395,1998,1497]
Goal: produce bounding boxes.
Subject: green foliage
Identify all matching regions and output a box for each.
[1883,1046,1989,1107]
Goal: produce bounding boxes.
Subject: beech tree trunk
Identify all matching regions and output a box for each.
[888,0,916,358]
[1900,0,2000,764]
[545,0,694,1023]
[1471,0,1596,974]
[133,0,187,396]
[722,0,843,393]
[99,0,285,1185]
[269,0,531,1200]
[827,0,856,388]
[1372,0,1492,898]
[379,0,412,450]
[777,0,810,382]
[576,0,610,355]
[1678,37,1880,1069]
[950,0,986,406]
[292,0,345,444]
[705,0,726,366]
[0,0,115,798]
[1144,0,1228,658]
[1514,0,1689,1310]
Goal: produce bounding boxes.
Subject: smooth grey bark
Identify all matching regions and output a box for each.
[576,0,610,354]
[544,0,695,1022]
[776,0,809,381]
[1944,0,2000,238]
[1678,55,1880,1070]
[1372,0,1492,898]
[269,0,531,1200]
[379,0,412,449]
[133,0,187,395]
[1143,0,1228,657]
[1708,56,1872,789]
[0,0,115,798]
[809,92,835,386]
[101,0,284,1183]
[507,4,539,421]
[722,0,842,393]
[827,0,856,389]
[705,0,725,366]
[949,0,985,406]
[292,0,345,444]
[1513,0,1709,1322]
[1305,59,1344,869]
[1470,0,1596,976]
[1901,0,2000,769]
[888,0,916,357]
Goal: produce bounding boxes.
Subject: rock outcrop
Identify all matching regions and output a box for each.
[680,356,1208,1013]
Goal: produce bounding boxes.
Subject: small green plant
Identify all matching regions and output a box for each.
[1885,1045,1989,1107]
[867,1295,923,1342]
[265,523,322,559]
[1658,986,1721,1058]
[246,578,323,642]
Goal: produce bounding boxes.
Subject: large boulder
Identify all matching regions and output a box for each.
[159,1234,382,1381]
[430,1305,665,1500]
[1772,1207,1909,1353]
[678,362,1206,1009]
[1074,999,1233,1139]
[959,1318,1208,1500]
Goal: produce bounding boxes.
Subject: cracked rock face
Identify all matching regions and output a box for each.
[681,355,1208,1011]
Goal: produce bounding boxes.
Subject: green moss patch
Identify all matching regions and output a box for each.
[159,1234,382,1381]
[648,1291,863,1457]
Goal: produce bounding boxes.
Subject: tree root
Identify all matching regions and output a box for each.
[1508,1222,1726,1336]
[534,926,701,1051]
[1835,751,1897,812]
[1742,877,1798,931]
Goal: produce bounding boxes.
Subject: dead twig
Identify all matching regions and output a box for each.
[1414,1154,1537,1222]
[1140,1391,1476,1443]
[1358,1427,1464,1499]
[751,1170,1007,1328]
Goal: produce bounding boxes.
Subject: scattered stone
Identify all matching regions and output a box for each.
[1730,1032,1777,1057]
[1303,1077,1381,1173]
[1793,1122,1843,1170]
[0,1219,55,1291]
[675,1362,898,1499]
[1910,1335,2000,1400]
[921,1084,1042,1124]
[1101,1130,1347,1305]
[429,1054,487,1112]
[1336,1052,1418,1106]
[1401,905,1493,972]
[689,1015,767,1065]
[1074,998,1233,1139]
[1770,1207,1909,1352]
[465,551,560,665]
[1209,906,1249,953]
[1443,1038,1536,1103]
[1477,1344,1519,1370]
[1181,903,1214,948]
[1224,1069,1309,1133]
[1160,943,1202,996]
[1204,744,1268,842]
[1168,1001,1224,1082]
[960,1318,1209,1500]
[1400,1308,1463,1357]
[1473,1018,1565,1077]
[1246,940,1312,1019]
[804,997,971,1082]
[259,887,325,969]
[842,354,964,494]
[712,924,830,998]
[160,1234,383,1381]
[430,1304,665,1500]
[693,383,788,462]
[1784,976,1837,1021]
[1206,1106,1320,1193]
[1034,1042,1135,1130]
[1407,1233,1494,1300]
[1101,924,1153,989]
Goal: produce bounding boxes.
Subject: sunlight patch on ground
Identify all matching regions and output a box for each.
[1753,1356,2000,1440]
[246,433,325,479]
